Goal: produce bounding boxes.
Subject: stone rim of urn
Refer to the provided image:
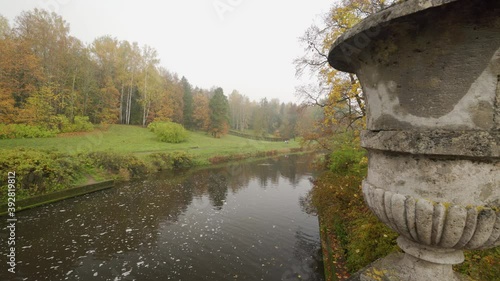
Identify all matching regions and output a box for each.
[328,0,499,279]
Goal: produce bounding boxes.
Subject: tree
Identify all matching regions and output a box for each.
[91,36,121,123]
[163,72,184,124]
[208,88,229,138]
[139,45,160,126]
[253,98,276,137]
[192,90,210,131]
[0,14,9,39]
[14,8,76,117]
[181,77,194,129]
[20,85,57,126]
[278,103,299,139]
[0,19,42,123]
[228,90,251,132]
[294,0,400,148]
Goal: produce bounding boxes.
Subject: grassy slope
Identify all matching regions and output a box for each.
[0,125,300,161]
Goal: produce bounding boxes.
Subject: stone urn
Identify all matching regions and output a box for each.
[327,0,500,280]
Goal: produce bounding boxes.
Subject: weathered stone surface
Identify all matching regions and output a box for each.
[361,130,500,158]
[329,0,500,131]
[363,182,500,250]
[348,252,471,281]
[328,0,461,73]
[366,151,500,207]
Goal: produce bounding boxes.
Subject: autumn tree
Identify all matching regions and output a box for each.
[163,72,184,124]
[228,90,251,132]
[21,86,57,126]
[278,103,299,139]
[295,0,400,149]
[91,36,121,123]
[192,90,210,131]
[139,45,160,126]
[0,14,9,39]
[0,15,42,123]
[208,88,229,138]
[14,8,79,117]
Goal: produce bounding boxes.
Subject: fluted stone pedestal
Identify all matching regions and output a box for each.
[327,0,500,280]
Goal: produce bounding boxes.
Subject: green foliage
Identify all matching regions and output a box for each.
[328,132,367,177]
[50,115,94,133]
[148,152,193,170]
[310,135,399,274]
[0,124,57,139]
[346,215,399,272]
[311,168,400,274]
[312,170,400,272]
[209,88,230,138]
[84,151,149,179]
[328,145,367,177]
[0,148,84,200]
[0,125,300,162]
[181,77,194,129]
[0,116,93,140]
[455,248,500,281]
[148,121,188,143]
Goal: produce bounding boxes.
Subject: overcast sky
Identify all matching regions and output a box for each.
[0,0,333,103]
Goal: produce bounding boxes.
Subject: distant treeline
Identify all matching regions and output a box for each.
[228,130,288,142]
[0,9,318,139]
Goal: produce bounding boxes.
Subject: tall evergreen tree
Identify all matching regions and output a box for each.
[208,87,229,138]
[181,76,194,129]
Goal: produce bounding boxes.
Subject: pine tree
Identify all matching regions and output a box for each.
[208,88,229,138]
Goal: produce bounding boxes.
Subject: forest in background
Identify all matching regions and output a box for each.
[0,9,320,140]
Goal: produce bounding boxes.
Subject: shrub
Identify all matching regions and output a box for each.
[148,121,188,143]
[328,133,367,177]
[0,124,57,139]
[149,152,193,170]
[69,116,94,132]
[50,115,94,133]
[0,148,84,200]
[84,151,149,179]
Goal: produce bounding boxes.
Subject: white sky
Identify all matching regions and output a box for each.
[0,0,333,103]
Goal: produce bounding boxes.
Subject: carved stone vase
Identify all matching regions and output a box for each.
[327,0,500,280]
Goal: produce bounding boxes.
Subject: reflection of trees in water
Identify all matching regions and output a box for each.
[299,192,317,216]
[181,153,316,210]
[206,172,229,210]
[290,228,325,281]
[277,155,299,186]
[257,153,316,188]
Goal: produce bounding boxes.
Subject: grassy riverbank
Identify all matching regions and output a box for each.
[0,124,299,160]
[0,125,303,201]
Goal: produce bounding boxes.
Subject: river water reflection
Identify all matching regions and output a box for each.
[1,154,324,281]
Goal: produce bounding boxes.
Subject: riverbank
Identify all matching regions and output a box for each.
[0,125,305,203]
[0,180,114,216]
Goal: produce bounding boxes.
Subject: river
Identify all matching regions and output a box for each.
[1,154,324,281]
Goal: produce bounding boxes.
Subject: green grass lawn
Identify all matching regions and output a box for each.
[0,125,300,160]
